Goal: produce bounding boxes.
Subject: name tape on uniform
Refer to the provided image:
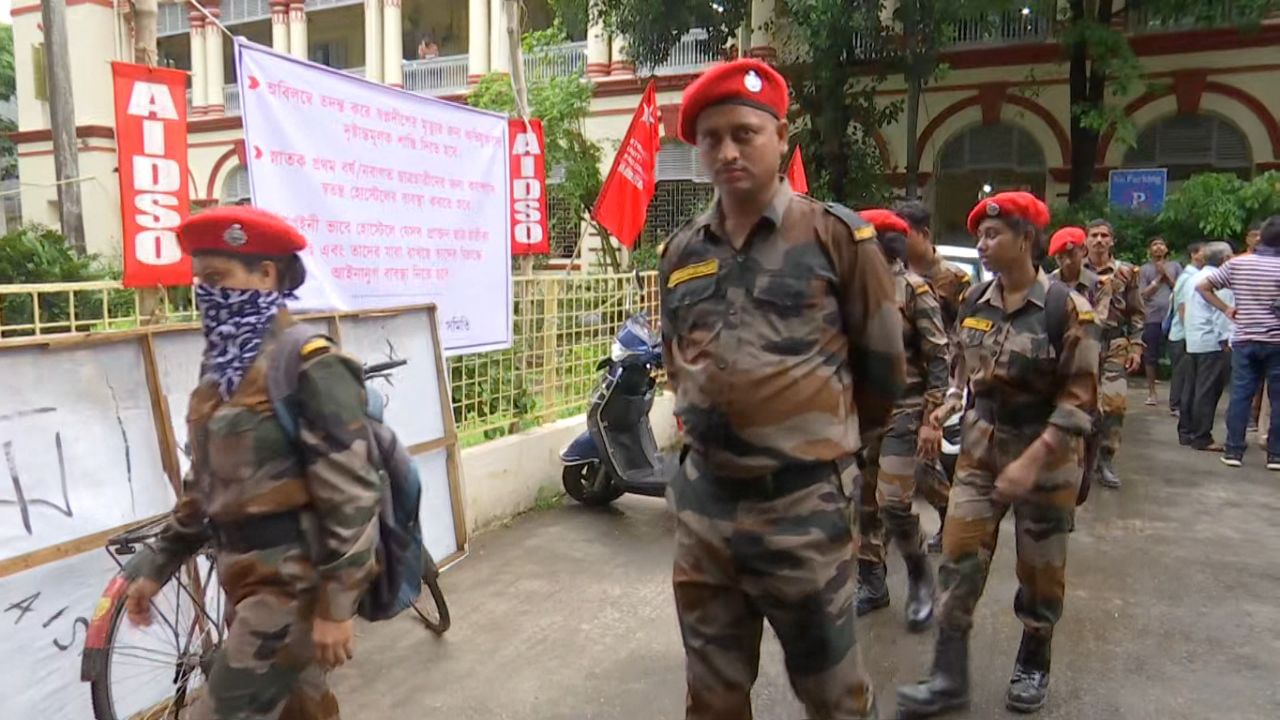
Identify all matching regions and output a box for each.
[962,316,994,332]
[668,259,719,288]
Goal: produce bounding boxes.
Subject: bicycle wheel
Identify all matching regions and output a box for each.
[88,556,226,720]
[410,553,451,634]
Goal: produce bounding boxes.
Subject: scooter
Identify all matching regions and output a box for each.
[559,308,674,506]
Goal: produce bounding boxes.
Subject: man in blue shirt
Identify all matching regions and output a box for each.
[1167,243,1205,417]
[1178,242,1235,450]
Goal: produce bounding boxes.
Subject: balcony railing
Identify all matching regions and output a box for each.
[1128,0,1242,33]
[404,55,470,96]
[650,29,722,75]
[159,0,363,37]
[525,42,588,80]
[946,2,1055,49]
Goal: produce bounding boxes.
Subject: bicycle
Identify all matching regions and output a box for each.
[81,357,451,720]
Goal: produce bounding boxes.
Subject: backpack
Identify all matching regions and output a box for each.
[266,324,426,622]
[960,278,1072,358]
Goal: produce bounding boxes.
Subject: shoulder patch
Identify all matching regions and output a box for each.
[301,337,335,361]
[822,202,877,242]
[906,272,932,296]
[1069,292,1097,324]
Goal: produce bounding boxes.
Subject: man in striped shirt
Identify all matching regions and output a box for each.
[1197,216,1280,470]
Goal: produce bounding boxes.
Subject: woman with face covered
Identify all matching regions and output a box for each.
[123,206,382,719]
[896,193,1101,718]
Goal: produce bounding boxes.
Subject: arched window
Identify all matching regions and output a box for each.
[933,123,1047,244]
[1124,114,1251,181]
[220,165,250,205]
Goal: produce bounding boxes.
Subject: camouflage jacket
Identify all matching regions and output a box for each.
[956,270,1101,436]
[893,261,951,418]
[133,312,382,621]
[658,180,906,478]
[1049,266,1101,308]
[1085,258,1145,347]
[916,253,972,332]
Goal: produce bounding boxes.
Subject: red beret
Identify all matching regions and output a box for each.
[1048,226,1087,257]
[859,209,911,238]
[678,59,788,144]
[178,205,307,257]
[966,191,1051,235]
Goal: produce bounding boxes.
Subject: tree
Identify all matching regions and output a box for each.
[468,26,609,268]
[0,23,17,180]
[1059,0,1276,202]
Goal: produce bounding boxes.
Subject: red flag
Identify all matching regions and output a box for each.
[786,145,809,194]
[112,62,193,287]
[509,118,549,255]
[591,81,660,249]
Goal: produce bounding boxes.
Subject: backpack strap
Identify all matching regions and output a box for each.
[957,278,996,326]
[266,323,334,443]
[1044,280,1071,358]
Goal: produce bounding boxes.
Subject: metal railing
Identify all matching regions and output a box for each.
[945,3,1055,49]
[1128,0,1241,33]
[403,55,470,96]
[525,41,588,80]
[159,0,363,37]
[223,84,242,114]
[0,274,661,447]
[650,29,722,75]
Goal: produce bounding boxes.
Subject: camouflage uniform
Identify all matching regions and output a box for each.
[130,312,381,720]
[1084,257,1144,483]
[856,262,949,622]
[660,180,905,720]
[1049,266,1103,505]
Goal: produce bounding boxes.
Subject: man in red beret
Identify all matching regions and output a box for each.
[661,58,905,719]
[852,209,949,635]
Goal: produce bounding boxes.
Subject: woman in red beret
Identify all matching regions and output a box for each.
[898,193,1102,717]
[122,206,382,718]
[852,209,950,633]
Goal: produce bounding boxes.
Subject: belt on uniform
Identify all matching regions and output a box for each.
[971,397,1050,428]
[705,458,848,501]
[211,511,303,553]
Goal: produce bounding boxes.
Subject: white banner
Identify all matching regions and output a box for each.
[236,39,513,355]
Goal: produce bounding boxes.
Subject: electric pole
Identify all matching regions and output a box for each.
[41,0,87,254]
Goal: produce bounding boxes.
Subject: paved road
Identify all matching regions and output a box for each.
[334,390,1280,719]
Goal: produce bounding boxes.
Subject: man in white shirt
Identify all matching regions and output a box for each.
[1178,242,1235,451]
[1167,243,1205,417]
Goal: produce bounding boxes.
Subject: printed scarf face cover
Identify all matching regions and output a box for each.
[196,283,284,400]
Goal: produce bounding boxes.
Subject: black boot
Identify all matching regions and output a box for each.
[928,507,946,554]
[1098,456,1121,489]
[903,554,935,633]
[896,628,970,719]
[1006,631,1052,713]
[856,560,890,616]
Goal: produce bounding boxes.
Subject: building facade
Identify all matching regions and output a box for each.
[8,0,1280,258]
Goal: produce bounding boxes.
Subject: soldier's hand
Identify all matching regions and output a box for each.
[994,458,1037,504]
[313,618,355,669]
[917,424,943,461]
[1125,352,1143,374]
[929,398,963,429]
[125,578,162,627]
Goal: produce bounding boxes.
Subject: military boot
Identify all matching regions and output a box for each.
[896,628,970,719]
[1006,630,1052,713]
[903,554,935,633]
[928,507,946,554]
[856,560,890,616]
[1098,456,1121,489]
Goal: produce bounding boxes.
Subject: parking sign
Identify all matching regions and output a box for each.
[1109,168,1168,213]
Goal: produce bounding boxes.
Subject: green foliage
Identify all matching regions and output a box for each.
[0,24,14,102]
[548,0,590,40]
[469,25,603,261]
[0,224,102,283]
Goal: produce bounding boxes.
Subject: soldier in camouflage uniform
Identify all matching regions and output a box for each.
[1083,219,1145,489]
[662,59,905,720]
[897,193,1101,718]
[125,207,381,720]
[851,209,949,632]
[898,202,972,553]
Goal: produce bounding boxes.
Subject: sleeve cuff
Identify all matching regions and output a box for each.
[1048,404,1093,436]
[315,578,363,622]
[123,546,181,585]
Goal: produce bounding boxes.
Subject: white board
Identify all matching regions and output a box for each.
[416,449,457,562]
[236,39,514,356]
[0,342,173,560]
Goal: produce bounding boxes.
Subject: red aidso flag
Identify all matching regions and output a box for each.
[786,145,809,194]
[591,80,660,249]
[112,62,192,288]
[509,118,549,255]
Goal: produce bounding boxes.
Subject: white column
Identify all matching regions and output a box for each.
[383,0,404,86]
[586,20,609,78]
[204,2,225,114]
[489,0,510,73]
[467,0,490,80]
[749,0,776,60]
[610,35,631,76]
[364,0,384,82]
[270,0,290,53]
[289,2,309,60]
[188,13,207,115]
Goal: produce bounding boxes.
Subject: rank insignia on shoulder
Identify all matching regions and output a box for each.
[854,224,876,242]
[962,316,994,332]
[1077,310,1097,324]
[301,337,334,360]
[667,259,718,288]
[914,282,931,296]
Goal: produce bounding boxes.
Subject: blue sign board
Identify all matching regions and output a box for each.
[1109,168,1168,214]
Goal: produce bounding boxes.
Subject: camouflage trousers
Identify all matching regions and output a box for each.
[936,414,1082,638]
[190,591,339,720]
[668,452,877,720]
[857,406,949,565]
[1098,338,1131,462]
